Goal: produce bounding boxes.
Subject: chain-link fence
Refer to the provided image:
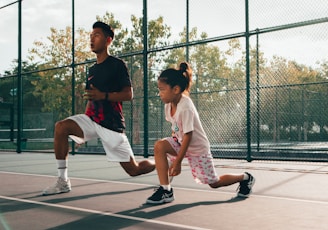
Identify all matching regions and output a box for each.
[0,0,328,161]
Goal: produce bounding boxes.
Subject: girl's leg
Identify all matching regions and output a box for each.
[188,155,245,189]
[153,139,177,185]
[209,174,245,188]
[210,173,255,197]
[146,138,177,204]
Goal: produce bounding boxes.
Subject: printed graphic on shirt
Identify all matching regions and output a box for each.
[173,122,179,132]
[84,56,130,133]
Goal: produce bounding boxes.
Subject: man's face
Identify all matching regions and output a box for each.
[90,28,109,54]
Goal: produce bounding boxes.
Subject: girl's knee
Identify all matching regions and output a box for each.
[154,139,164,149]
[154,139,168,154]
[209,181,220,188]
[209,183,217,189]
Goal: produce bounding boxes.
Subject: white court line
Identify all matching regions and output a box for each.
[253,194,328,205]
[0,194,210,230]
[1,170,328,206]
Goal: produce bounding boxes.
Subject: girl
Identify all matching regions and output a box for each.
[146,62,255,204]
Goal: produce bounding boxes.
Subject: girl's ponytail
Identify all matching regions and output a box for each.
[179,62,192,94]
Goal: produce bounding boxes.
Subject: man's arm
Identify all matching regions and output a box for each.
[84,85,133,102]
[106,86,133,102]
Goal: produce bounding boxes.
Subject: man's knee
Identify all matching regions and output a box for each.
[55,120,66,134]
[55,119,80,137]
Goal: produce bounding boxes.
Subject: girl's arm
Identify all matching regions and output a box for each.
[170,131,193,176]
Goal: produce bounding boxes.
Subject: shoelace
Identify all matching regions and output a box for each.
[153,186,163,192]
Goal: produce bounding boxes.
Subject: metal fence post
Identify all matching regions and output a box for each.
[245,0,252,162]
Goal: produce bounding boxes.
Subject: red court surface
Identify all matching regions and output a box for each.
[0,151,327,230]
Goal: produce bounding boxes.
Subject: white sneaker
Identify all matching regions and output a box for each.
[42,177,71,196]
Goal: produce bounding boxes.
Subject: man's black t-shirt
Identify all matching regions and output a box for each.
[85,56,131,133]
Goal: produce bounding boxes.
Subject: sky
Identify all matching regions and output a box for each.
[0,0,327,75]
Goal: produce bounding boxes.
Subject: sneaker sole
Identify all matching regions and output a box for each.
[42,189,71,196]
[146,197,174,204]
[237,177,256,198]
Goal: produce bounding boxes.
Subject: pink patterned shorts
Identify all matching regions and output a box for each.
[165,137,219,184]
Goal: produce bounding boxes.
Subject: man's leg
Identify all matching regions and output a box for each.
[42,118,83,195]
[54,119,84,160]
[120,157,155,177]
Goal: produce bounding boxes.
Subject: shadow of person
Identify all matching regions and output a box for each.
[119,196,247,219]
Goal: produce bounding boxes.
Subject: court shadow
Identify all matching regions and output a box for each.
[36,183,154,204]
[0,184,153,214]
[45,196,246,230]
[120,196,246,218]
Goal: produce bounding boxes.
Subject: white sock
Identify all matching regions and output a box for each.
[57,160,68,181]
[243,173,249,181]
[161,184,171,191]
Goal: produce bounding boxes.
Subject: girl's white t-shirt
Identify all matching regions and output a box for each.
[164,94,210,156]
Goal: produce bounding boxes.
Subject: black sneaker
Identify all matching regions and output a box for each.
[146,186,174,204]
[237,172,255,197]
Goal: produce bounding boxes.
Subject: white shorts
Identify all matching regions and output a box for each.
[67,114,134,162]
[165,137,219,184]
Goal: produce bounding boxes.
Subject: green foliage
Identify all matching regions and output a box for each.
[1,11,328,144]
[28,26,94,120]
[0,61,43,111]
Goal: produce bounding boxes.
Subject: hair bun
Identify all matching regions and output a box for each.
[179,62,188,72]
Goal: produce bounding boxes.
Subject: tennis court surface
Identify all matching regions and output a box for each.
[0,151,327,230]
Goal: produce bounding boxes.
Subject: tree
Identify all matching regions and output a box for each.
[28,26,94,120]
[1,60,43,111]
[258,55,326,142]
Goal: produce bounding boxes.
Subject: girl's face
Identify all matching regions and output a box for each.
[157,80,180,104]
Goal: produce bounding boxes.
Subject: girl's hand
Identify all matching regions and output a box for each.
[169,162,181,176]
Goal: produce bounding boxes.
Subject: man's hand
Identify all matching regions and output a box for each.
[83,84,105,101]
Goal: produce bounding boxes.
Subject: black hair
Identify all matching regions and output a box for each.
[158,62,192,93]
[92,21,114,39]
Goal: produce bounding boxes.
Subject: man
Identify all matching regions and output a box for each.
[43,21,155,195]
